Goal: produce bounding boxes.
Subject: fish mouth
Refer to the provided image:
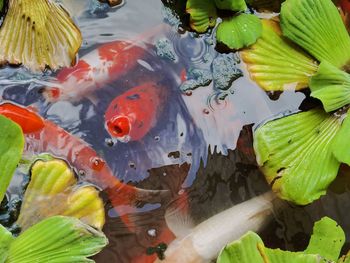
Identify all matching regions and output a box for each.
[106,116,131,139]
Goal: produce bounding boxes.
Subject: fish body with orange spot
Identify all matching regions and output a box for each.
[43,41,146,102]
[0,102,168,230]
[105,82,165,142]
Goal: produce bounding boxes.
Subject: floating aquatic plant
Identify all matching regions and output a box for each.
[217,217,346,262]
[2,216,107,262]
[250,0,350,205]
[0,115,24,204]
[185,0,262,50]
[254,109,342,205]
[241,20,318,91]
[0,0,82,72]
[310,61,350,112]
[216,14,262,51]
[17,159,105,231]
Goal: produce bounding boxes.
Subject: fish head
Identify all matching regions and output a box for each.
[106,115,131,141]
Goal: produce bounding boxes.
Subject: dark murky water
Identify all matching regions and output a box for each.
[1,0,350,262]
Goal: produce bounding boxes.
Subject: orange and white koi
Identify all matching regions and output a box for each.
[104,81,166,142]
[0,102,169,229]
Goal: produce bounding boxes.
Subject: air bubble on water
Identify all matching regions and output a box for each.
[147,228,157,237]
[203,108,210,115]
[154,136,160,141]
[155,38,178,62]
[128,162,136,169]
[161,6,181,28]
[212,53,243,91]
[163,172,167,176]
[178,189,185,195]
[105,138,114,147]
[78,170,86,176]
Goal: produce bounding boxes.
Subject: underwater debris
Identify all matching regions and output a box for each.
[17,159,105,231]
[217,217,345,263]
[0,0,82,72]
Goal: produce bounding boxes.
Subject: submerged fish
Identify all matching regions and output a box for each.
[104,81,166,142]
[0,102,169,229]
[43,25,167,103]
[341,0,350,13]
[43,41,146,103]
[155,191,275,263]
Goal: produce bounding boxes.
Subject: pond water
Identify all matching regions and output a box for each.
[2,0,350,262]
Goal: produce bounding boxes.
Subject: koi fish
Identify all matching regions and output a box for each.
[42,24,167,103]
[0,102,169,229]
[43,41,146,103]
[155,192,276,263]
[105,81,166,142]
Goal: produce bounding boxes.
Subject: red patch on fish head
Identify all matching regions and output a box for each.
[107,116,131,138]
[105,82,163,141]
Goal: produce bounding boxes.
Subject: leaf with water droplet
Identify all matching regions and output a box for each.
[216,14,262,50]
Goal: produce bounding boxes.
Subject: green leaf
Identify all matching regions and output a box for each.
[216,14,262,50]
[0,224,14,263]
[214,0,247,12]
[17,160,105,231]
[280,0,350,68]
[254,109,342,205]
[265,248,320,263]
[310,61,350,112]
[7,216,108,263]
[186,0,217,33]
[305,217,345,261]
[217,232,265,263]
[332,111,350,166]
[0,115,25,203]
[241,19,318,91]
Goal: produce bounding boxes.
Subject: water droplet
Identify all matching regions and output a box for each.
[129,162,136,169]
[147,228,157,237]
[105,138,114,147]
[185,90,192,96]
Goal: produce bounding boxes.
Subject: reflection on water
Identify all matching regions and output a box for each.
[1,0,350,262]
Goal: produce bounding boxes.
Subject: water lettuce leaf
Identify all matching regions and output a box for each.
[0,225,14,263]
[332,111,350,166]
[241,19,318,91]
[217,217,344,263]
[186,0,217,33]
[305,217,345,261]
[310,61,350,112]
[6,216,108,263]
[280,0,350,68]
[0,115,25,204]
[214,0,247,11]
[0,0,82,72]
[254,109,342,205]
[17,160,105,231]
[216,14,262,50]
